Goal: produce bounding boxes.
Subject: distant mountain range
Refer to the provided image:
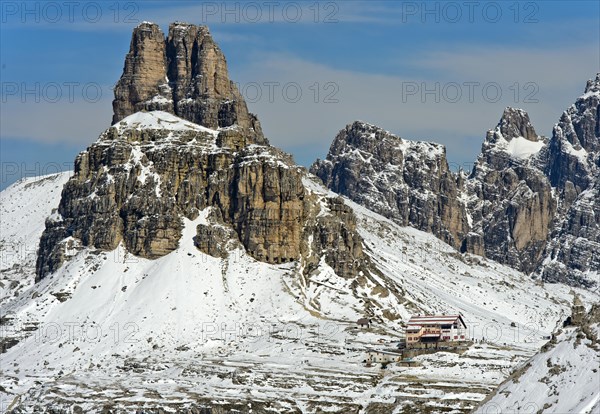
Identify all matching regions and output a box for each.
[312,75,600,287]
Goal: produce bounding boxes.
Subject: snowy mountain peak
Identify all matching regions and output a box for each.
[339,120,398,146]
[584,72,600,95]
[136,20,158,28]
[538,75,600,285]
[479,107,545,163]
[311,122,468,250]
[171,20,198,28]
[494,106,540,143]
[335,120,446,155]
[348,120,387,132]
[464,106,555,274]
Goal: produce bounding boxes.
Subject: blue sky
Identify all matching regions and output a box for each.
[1,0,599,189]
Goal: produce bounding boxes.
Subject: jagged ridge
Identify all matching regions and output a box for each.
[312,74,600,287]
[310,121,469,250]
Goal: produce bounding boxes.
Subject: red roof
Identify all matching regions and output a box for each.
[407,314,466,328]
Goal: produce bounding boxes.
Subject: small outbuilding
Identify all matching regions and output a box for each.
[357,318,371,328]
[366,348,402,364]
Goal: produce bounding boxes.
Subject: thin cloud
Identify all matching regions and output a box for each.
[0,98,112,145]
[2,37,597,172]
[0,1,398,32]
[235,44,598,166]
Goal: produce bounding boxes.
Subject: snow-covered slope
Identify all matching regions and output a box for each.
[500,135,545,160]
[476,322,600,414]
[113,110,218,136]
[1,172,597,412]
[0,172,72,304]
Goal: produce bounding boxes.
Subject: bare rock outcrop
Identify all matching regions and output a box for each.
[538,75,600,286]
[37,22,370,285]
[36,112,369,282]
[112,22,265,145]
[310,121,469,249]
[465,108,555,273]
[312,75,600,287]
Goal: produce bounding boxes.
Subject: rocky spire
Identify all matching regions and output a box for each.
[465,108,554,273]
[112,22,266,145]
[585,72,600,95]
[494,107,539,142]
[112,22,169,124]
[36,24,368,284]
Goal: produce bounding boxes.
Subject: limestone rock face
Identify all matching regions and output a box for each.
[193,209,240,259]
[112,22,170,123]
[229,152,305,263]
[37,22,368,285]
[36,111,369,283]
[461,232,485,257]
[545,75,600,191]
[466,86,599,286]
[537,75,600,286]
[570,295,586,326]
[112,22,265,145]
[310,121,469,249]
[312,75,599,287]
[538,179,600,287]
[309,197,365,278]
[465,108,555,273]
